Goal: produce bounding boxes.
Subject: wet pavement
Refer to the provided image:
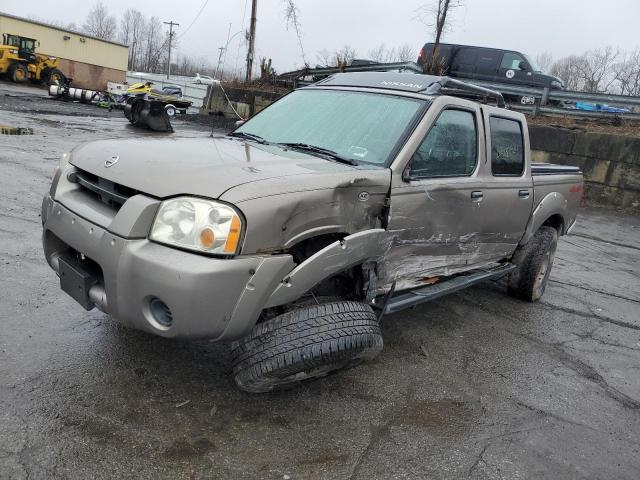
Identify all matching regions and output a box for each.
[1,81,639,479]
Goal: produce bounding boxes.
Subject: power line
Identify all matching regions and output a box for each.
[177,0,210,39]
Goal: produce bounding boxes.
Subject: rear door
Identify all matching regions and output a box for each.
[477,107,534,260]
[384,97,488,292]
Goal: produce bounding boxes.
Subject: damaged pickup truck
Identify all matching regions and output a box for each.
[42,72,583,392]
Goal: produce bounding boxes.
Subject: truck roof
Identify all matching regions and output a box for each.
[310,72,506,108]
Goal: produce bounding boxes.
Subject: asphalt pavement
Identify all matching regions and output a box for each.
[1,82,639,480]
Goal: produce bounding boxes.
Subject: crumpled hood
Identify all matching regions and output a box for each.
[69,136,361,199]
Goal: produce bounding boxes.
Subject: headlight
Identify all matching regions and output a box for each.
[150,197,243,255]
[551,80,563,89]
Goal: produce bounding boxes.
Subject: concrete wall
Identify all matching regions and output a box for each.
[203,84,284,119]
[530,125,640,211]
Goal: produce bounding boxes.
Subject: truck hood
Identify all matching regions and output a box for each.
[70,136,369,199]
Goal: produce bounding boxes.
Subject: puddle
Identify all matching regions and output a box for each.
[0,125,34,135]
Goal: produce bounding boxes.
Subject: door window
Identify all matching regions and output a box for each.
[410,109,478,178]
[490,117,525,176]
[501,52,526,70]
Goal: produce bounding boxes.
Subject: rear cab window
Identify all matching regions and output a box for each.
[489,117,525,176]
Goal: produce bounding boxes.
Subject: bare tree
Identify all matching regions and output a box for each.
[368,44,388,63]
[83,1,117,40]
[283,0,307,67]
[612,49,640,96]
[119,9,146,70]
[394,43,415,62]
[535,52,554,73]
[550,55,583,91]
[334,45,357,67]
[316,49,333,67]
[574,47,618,93]
[417,0,464,73]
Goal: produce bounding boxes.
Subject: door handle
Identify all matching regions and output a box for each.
[470,191,483,201]
[518,189,530,198]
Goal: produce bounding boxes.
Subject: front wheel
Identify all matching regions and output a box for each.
[164,104,177,117]
[46,68,65,86]
[507,226,558,302]
[231,301,383,393]
[10,63,28,83]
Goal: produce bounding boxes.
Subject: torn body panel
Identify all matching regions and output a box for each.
[224,169,391,254]
[265,229,392,308]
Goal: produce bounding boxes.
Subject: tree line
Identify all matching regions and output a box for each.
[34,0,640,93]
[538,48,640,96]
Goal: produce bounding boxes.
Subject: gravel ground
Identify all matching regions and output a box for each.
[1,81,639,480]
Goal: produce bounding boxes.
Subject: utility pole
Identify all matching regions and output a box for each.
[245,0,258,82]
[164,20,179,79]
[214,47,225,79]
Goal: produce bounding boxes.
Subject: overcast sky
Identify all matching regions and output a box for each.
[4,0,639,73]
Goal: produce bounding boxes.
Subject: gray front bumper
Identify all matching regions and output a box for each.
[42,196,294,340]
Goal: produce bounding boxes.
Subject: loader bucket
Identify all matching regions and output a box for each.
[124,97,173,132]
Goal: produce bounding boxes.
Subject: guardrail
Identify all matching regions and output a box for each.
[280,62,640,119]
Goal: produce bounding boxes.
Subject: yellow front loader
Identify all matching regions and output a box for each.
[0,33,65,85]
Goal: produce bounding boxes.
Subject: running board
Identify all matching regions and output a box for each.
[383,264,515,315]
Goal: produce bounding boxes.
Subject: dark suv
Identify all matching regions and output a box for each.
[418,43,564,90]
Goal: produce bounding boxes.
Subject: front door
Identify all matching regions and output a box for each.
[498,51,534,86]
[383,103,489,292]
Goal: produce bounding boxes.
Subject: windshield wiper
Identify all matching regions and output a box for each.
[228,131,268,144]
[277,143,358,166]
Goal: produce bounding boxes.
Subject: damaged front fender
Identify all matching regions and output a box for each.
[264,229,391,308]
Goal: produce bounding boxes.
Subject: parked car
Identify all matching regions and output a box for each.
[42,72,583,393]
[193,73,215,85]
[418,43,565,91]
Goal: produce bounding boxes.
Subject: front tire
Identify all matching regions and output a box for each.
[10,63,28,83]
[508,226,558,302]
[231,301,383,393]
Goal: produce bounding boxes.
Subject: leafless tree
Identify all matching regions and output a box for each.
[550,55,582,91]
[83,1,117,40]
[612,50,640,96]
[334,45,357,67]
[316,49,333,67]
[416,0,464,73]
[368,44,388,63]
[535,52,554,73]
[394,43,415,62]
[573,47,619,93]
[119,9,146,70]
[283,0,307,67]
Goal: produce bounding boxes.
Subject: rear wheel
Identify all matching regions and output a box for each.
[507,226,558,302]
[164,104,177,117]
[231,301,383,393]
[10,63,28,83]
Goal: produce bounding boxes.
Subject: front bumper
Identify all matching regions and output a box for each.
[42,195,294,340]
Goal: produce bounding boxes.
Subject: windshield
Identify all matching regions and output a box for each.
[234,89,426,166]
[523,54,542,73]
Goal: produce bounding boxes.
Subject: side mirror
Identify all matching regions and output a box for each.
[234,120,246,127]
[518,61,529,71]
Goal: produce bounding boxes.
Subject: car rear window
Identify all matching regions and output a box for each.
[490,117,525,176]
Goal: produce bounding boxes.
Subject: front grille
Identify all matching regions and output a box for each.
[72,169,138,210]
